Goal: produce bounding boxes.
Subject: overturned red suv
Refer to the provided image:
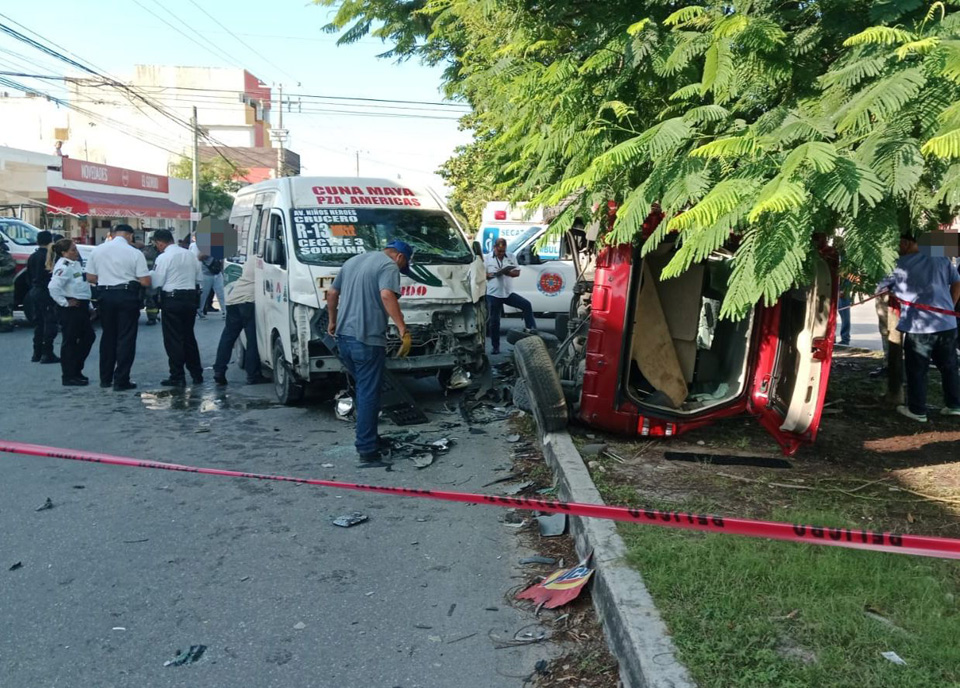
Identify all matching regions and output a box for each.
[512,217,839,456]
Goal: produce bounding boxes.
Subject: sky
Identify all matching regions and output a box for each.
[0,1,472,191]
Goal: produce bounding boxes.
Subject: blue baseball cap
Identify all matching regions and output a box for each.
[385,240,413,275]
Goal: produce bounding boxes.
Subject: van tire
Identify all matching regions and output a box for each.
[273,338,304,405]
[513,336,567,432]
[554,314,570,339]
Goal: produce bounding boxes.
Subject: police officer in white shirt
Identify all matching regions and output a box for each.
[85,223,151,390]
[150,229,204,386]
[483,237,537,354]
[48,238,96,386]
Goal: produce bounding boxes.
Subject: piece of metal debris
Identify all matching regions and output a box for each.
[164,645,207,667]
[333,512,368,528]
[36,498,54,512]
[9,562,23,571]
[537,513,567,537]
[506,434,521,443]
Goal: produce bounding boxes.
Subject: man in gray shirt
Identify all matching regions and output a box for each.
[326,241,413,463]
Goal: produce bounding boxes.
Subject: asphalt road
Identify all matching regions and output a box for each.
[0,311,555,688]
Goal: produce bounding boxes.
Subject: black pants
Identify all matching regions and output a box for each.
[30,288,59,357]
[160,293,202,381]
[98,289,141,386]
[213,302,261,381]
[58,302,96,380]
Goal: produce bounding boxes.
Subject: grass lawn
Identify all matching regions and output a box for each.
[578,350,960,688]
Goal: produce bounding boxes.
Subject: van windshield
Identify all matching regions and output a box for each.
[0,219,40,246]
[291,207,472,265]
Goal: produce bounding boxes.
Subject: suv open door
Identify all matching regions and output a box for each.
[749,256,838,455]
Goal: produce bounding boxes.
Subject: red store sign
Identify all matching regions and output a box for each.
[61,158,169,194]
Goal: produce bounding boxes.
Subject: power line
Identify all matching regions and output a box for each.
[129,0,241,69]
[184,0,299,84]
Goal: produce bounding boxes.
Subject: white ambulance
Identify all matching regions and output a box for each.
[226,177,487,404]
[477,202,576,317]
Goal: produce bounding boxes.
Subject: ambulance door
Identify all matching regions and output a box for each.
[509,229,576,314]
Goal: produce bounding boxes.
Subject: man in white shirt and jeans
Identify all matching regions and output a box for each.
[484,237,537,355]
[150,229,203,386]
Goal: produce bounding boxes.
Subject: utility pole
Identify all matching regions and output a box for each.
[192,106,200,235]
[270,84,289,178]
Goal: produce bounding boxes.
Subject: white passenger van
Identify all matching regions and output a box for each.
[226,177,488,404]
[477,202,576,318]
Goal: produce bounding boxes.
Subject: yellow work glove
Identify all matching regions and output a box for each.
[397,331,413,358]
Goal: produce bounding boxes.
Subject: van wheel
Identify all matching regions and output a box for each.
[513,336,568,432]
[273,338,304,405]
[554,314,570,339]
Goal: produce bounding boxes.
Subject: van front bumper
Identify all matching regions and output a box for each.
[308,352,476,376]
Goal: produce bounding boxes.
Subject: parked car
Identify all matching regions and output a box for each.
[0,218,94,319]
[514,219,839,456]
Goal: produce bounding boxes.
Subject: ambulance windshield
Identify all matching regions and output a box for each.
[291,207,472,265]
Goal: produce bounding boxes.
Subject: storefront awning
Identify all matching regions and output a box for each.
[47,187,191,220]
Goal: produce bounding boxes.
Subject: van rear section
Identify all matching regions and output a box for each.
[227,177,488,402]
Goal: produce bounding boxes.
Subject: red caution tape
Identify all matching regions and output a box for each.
[3,439,960,560]
[892,295,960,318]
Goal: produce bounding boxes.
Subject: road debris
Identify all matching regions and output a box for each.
[503,481,534,496]
[333,512,368,528]
[9,562,22,571]
[335,392,354,421]
[164,645,207,667]
[516,553,594,610]
[293,622,306,630]
[412,453,435,469]
[881,651,907,666]
[537,513,567,537]
[321,463,335,468]
[506,434,521,443]
[36,497,54,511]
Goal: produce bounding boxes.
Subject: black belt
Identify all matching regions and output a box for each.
[163,289,199,298]
[100,284,137,291]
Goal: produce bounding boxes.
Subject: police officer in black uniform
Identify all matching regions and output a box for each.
[85,224,151,390]
[27,230,60,362]
[149,229,203,386]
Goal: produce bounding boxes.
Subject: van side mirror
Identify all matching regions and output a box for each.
[264,238,285,267]
[472,240,483,258]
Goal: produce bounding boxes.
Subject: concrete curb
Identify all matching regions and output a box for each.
[540,431,695,688]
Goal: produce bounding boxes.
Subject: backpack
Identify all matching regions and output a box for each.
[207,258,223,275]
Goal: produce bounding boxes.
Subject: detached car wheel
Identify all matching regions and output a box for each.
[513,336,568,432]
[272,338,304,405]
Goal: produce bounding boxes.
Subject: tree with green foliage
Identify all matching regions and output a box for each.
[170,157,247,219]
[318,0,960,318]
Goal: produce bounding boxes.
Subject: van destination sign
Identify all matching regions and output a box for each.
[311,185,422,207]
[292,208,365,256]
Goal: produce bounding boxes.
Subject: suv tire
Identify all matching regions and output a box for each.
[513,336,568,432]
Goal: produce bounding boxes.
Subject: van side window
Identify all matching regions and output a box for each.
[254,208,271,258]
[233,215,252,261]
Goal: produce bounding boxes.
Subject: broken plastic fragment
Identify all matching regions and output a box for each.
[504,481,534,496]
[516,553,594,609]
[506,434,521,443]
[446,366,471,390]
[36,497,54,512]
[537,513,567,537]
[881,651,907,666]
[412,453,435,469]
[164,645,207,667]
[335,392,354,421]
[333,512,368,528]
